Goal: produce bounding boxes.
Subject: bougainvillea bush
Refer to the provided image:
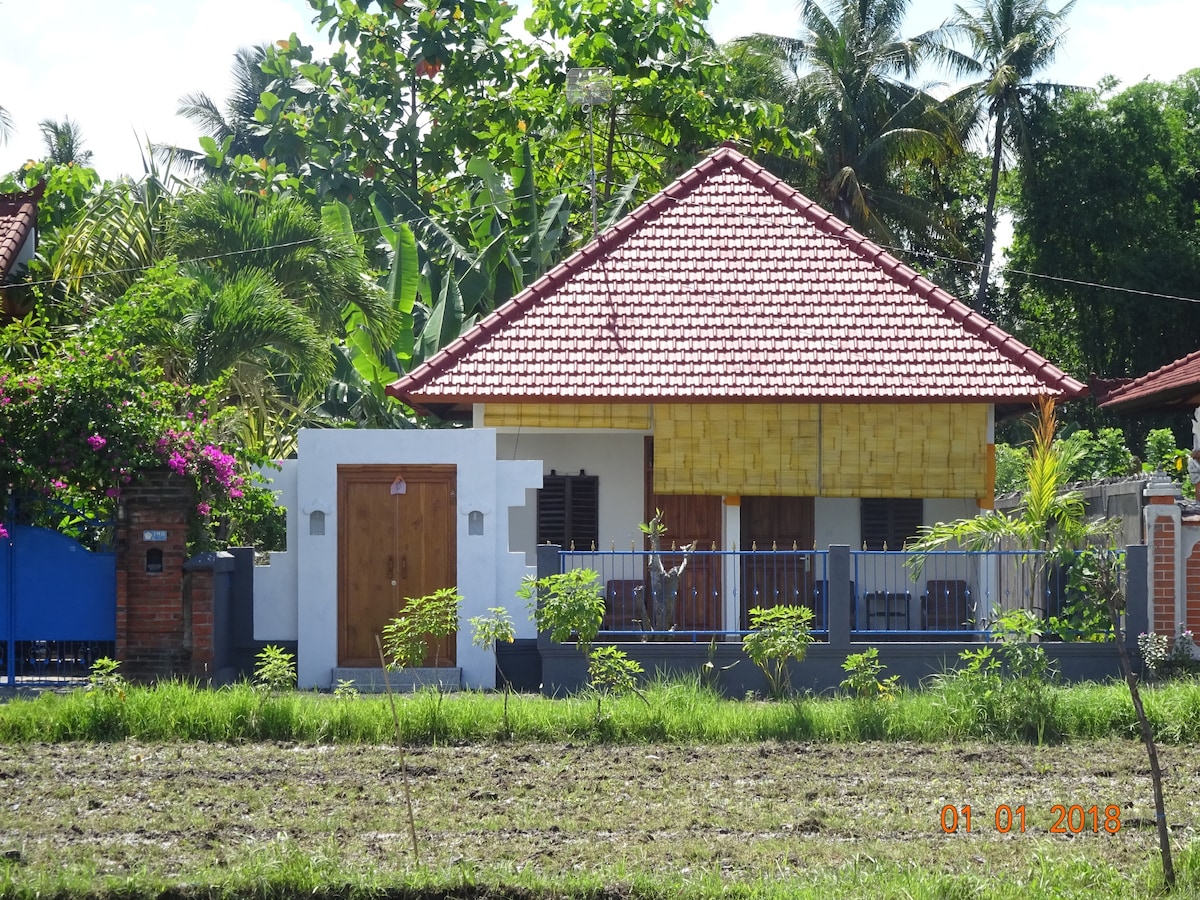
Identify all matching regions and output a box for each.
[0,324,282,552]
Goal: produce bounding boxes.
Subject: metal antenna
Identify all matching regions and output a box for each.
[566,67,612,241]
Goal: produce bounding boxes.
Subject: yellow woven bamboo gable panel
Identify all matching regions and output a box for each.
[653,404,820,495]
[483,403,652,429]
[820,403,987,498]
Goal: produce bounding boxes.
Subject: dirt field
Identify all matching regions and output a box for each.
[1,740,1198,890]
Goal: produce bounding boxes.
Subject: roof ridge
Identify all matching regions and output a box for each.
[1106,347,1200,400]
[388,144,1085,405]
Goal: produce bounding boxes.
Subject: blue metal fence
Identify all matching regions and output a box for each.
[558,545,1117,642]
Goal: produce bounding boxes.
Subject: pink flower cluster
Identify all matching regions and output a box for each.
[155,429,245,502]
[0,524,8,540]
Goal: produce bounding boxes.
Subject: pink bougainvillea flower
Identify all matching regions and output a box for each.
[87,433,107,450]
[196,502,212,517]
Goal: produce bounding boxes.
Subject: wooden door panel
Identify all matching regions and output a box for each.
[741,496,816,627]
[338,465,457,667]
[646,492,722,632]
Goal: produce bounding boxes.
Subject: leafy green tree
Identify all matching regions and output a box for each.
[934,0,1076,308]
[739,0,961,245]
[1004,73,1200,389]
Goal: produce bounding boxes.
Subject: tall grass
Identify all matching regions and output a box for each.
[3,675,1200,745]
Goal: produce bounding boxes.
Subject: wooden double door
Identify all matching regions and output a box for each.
[337,465,457,667]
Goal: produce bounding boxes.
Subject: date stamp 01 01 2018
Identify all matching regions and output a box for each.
[940,804,1124,834]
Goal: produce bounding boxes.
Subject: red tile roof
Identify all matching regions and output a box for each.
[387,145,1085,413]
[1097,349,1200,413]
[0,182,44,282]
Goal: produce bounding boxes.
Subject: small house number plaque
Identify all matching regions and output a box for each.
[143,530,168,542]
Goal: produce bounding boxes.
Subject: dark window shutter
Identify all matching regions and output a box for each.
[860,498,923,550]
[537,473,599,548]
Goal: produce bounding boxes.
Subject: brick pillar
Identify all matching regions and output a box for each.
[1144,478,1183,636]
[114,470,196,681]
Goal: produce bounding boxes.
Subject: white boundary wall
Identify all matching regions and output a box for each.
[253,428,541,690]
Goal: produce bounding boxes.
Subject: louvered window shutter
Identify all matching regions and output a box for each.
[537,473,599,548]
[860,498,923,550]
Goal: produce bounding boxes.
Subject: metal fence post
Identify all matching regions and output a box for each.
[827,544,851,649]
[1125,544,1148,651]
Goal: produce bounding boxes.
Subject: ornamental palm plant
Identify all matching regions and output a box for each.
[908,395,1117,617]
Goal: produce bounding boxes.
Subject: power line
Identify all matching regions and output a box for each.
[12,177,1200,308]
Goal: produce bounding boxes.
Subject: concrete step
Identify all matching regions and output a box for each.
[330,667,462,693]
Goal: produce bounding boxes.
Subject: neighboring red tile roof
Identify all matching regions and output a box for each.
[388,145,1085,412]
[1097,349,1200,413]
[0,182,44,282]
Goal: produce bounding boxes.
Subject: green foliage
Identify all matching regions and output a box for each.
[1046,548,1121,642]
[839,647,899,700]
[333,679,360,700]
[519,569,605,653]
[382,587,463,669]
[469,607,516,650]
[936,608,1060,744]
[1006,71,1200,386]
[1144,428,1186,475]
[587,645,643,698]
[994,442,1031,493]
[86,657,127,698]
[742,604,814,699]
[254,645,297,693]
[1057,428,1135,481]
[1139,629,1200,681]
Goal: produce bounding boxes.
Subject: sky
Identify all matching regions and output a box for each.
[0,0,1196,181]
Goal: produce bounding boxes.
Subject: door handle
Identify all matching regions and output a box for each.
[400,556,408,580]
[388,556,396,587]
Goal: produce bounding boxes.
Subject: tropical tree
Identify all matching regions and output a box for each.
[934,0,1076,308]
[0,104,12,144]
[37,117,94,166]
[739,0,963,244]
[167,44,301,177]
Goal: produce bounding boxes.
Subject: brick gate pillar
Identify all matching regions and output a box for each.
[1144,477,1184,636]
[114,470,196,681]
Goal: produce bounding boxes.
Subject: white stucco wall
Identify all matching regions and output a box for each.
[252,459,299,643]
[497,431,646,559]
[253,428,540,690]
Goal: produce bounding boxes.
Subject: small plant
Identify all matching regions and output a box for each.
[469,606,517,733]
[699,635,737,693]
[382,587,462,670]
[587,645,645,719]
[333,679,359,699]
[254,645,297,692]
[742,604,814,699]
[839,647,899,700]
[518,569,604,652]
[87,656,127,698]
[1139,628,1200,680]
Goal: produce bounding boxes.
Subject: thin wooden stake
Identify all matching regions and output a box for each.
[376,634,420,863]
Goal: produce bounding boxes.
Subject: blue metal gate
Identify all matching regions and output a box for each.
[0,501,116,686]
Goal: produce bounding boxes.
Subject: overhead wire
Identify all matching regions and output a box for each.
[12,173,1200,307]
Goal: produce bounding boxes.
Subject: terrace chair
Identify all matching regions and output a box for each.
[921,580,973,633]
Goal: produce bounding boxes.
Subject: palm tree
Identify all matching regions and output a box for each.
[164,182,395,352]
[934,0,1076,308]
[38,117,93,166]
[165,44,301,176]
[0,104,12,144]
[741,0,963,243]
